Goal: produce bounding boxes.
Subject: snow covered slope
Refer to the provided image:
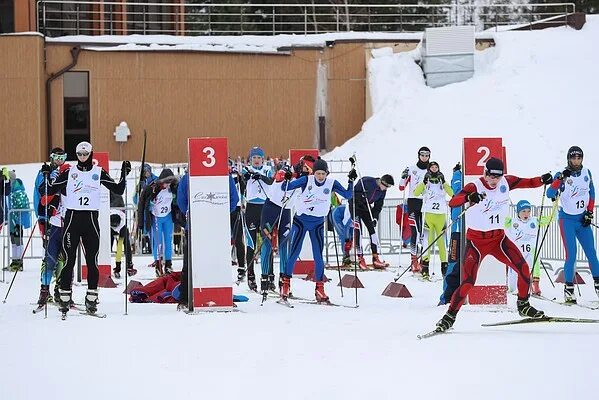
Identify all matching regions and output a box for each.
[326,16,599,204]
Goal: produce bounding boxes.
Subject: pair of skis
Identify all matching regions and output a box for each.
[418,315,599,339]
[274,297,358,309]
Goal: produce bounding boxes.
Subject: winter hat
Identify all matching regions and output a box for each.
[249,146,265,159]
[428,161,440,171]
[76,141,92,154]
[143,163,152,173]
[312,158,328,173]
[418,146,431,156]
[516,200,532,214]
[567,146,583,160]
[567,146,584,170]
[485,157,504,176]
[380,174,395,187]
[158,168,175,183]
[8,170,16,182]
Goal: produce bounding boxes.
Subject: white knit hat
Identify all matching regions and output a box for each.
[76,141,93,154]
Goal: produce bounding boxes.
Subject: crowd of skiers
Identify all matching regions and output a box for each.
[2,141,598,326]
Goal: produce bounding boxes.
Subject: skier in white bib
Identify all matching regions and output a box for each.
[41,142,130,316]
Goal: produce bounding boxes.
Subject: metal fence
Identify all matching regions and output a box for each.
[36,1,576,37]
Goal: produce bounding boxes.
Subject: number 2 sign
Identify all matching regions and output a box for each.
[188,137,229,177]
[463,138,504,176]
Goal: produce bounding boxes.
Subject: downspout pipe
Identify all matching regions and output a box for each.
[45,46,81,157]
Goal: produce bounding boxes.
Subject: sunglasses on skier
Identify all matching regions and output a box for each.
[76,151,90,157]
[51,153,67,162]
[381,181,392,188]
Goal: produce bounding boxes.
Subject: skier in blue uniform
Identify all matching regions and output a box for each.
[279,158,355,303]
[547,146,599,303]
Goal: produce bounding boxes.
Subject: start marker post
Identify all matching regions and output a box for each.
[188,138,233,310]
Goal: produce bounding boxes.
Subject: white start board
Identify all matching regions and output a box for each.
[188,137,233,308]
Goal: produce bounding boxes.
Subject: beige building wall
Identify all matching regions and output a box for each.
[0,35,46,163]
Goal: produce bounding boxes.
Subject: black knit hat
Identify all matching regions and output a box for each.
[485,157,504,176]
[313,158,328,173]
[567,146,583,160]
[380,174,394,187]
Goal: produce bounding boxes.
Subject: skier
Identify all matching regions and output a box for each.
[505,200,553,296]
[241,146,274,291]
[279,158,355,303]
[133,163,158,254]
[350,174,395,270]
[7,170,31,272]
[259,166,299,298]
[546,146,599,303]
[110,192,137,279]
[41,141,130,316]
[36,158,70,306]
[229,162,247,283]
[34,148,67,242]
[0,168,9,232]
[435,157,553,332]
[413,162,453,278]
[138,169,178,276]
[399,146,431,272]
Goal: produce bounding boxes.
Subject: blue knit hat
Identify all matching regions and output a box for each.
[516,200,531,214]
[249,146,265,159]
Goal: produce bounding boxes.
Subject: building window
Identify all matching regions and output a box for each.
[0,0,14,33]
[63,72,90,159]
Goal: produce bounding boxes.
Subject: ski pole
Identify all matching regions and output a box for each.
[349,155,358,306]
[329,214,344,297]
[530,184,548,293]
[532,198,560,289]
[43,172,50,318]
[397,190,407,271]
[395,206,468,282]
[3,220,38,303]
[124,175,129,316]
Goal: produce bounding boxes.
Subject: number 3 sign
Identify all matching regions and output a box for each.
[188,137,229,176]
[463,138,504,176]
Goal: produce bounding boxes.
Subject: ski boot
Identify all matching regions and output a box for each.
[247,275,258,292]
[37,285,51,306]
[164,260,173,275]
[420,260,430,279]
[372,253,389,269]
[564,283,576,304]
[152,260,164,277]
[85,289,99,314]
[410,255,421,273]
[441,262,448,277]
[342,254,352,268]
[517,298,544,318]
[126,263,138,277]
[236,268,246,283]
[436,310,457,332]
[268,274,277,292]
[58,289,72,314]
[280,275,291,299]
[113,261,122,279]
[260,275,269,302]
[53,285,61,305]
[594,278,599,298]
[357,255,370,271]
[531,277,542,296]
[315,281,329,303]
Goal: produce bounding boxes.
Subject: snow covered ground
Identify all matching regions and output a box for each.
[326,16,599,205]
[1,257,598,400]
[3,18,599,400]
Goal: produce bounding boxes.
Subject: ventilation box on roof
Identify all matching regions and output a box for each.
[421,25,475,88]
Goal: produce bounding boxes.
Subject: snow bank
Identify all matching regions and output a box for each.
[326,16,599,204]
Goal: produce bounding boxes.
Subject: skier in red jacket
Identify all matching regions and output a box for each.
[436,157,554,331]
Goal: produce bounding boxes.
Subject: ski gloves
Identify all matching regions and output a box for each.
[347,168,357,182]
[582,210,594,227]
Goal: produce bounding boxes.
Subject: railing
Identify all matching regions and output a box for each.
[36,1,576,37]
